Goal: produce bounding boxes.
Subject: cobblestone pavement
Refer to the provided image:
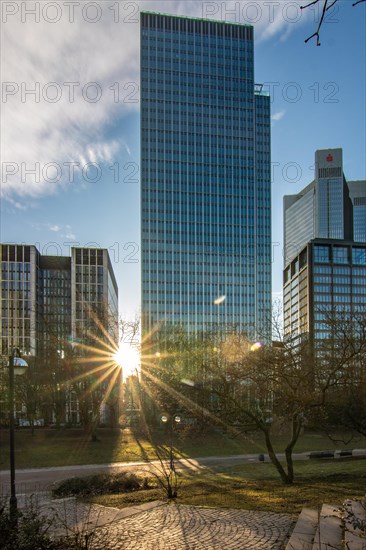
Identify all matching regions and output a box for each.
[91,503,295,550]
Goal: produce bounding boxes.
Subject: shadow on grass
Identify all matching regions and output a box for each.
[86,457,366,515]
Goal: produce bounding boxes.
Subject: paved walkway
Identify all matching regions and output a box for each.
[38,498,295,549]
[95,504,295,549]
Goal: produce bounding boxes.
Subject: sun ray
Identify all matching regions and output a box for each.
[63,361,116,387]
[101,367,122,406]
[75,355,114,365]
[81,302,118,351]
[140,322,163,347]
[141,368,225,428]
[72,339,113,358]
[78,363,119,401]
[140,370,255,442]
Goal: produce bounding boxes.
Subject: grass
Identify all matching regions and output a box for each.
[85,458,366,515]
[0,427,365,470]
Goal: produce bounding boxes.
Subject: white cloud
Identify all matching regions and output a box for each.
[1,1,308,201]
[49,224,61,232]
[65,232,76,240]
[32,222,76,240]
[4,196,28,210]
[271,110,286,123]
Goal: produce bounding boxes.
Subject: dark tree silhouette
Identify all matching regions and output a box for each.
[301,0,366,46]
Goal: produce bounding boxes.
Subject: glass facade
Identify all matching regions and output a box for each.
[0,244,36,355]
[312,242,366,340]
[39,256,71,358]
[283,248,308,341]
[284,183,315,266]
[140,12,271,338]
[348,180,366,243]
[354,203,366,242]
[284,241,366,343]
[72,248,118,344]
[317,177,344,239]
[73,248,105,340]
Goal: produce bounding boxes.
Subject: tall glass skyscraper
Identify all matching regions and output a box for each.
[284,149,353,267]
[283,148,366,345]
[140,12,271,339]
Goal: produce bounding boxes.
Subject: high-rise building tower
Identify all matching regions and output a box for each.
[140,12,271,339]
[284,148,353,267]
[283,149,366,345]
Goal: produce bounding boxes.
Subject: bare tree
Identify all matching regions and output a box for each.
[143,307,366,485]
[301,0,366,46]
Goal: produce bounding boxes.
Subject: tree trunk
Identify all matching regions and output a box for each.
[284,416,303,484]
[263,428,292,484]
[285,447,294,484]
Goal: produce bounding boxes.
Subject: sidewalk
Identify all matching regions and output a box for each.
[36,496,295,549]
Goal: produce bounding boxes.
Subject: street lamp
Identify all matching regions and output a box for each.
[161,413,182,469]
[161,413,181,426]
[8,347,28,523]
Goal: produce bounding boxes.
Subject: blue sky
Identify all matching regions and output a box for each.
[1,0,366,320]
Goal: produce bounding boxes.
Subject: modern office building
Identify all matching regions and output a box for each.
[284,239,366,345]
[0,243,118,358]
[140,12,271,339]
[284,148,353,267]
[283,149,366,344]
[0,243,119,424]
[348,180,366,242]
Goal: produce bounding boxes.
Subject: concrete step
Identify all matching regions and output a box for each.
[285,508,319,550]
[312,504,342,550]
[343,499,366,550]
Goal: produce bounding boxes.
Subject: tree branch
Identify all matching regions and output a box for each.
[301,0,365,46]
[302,0,336,46]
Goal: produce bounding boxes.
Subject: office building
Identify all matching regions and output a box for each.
[140,12,271,339]
[284,239,366,345]
[0,243,119,424]
[284,148,353,267]
[283,149,366,345]
[0,244,118,358]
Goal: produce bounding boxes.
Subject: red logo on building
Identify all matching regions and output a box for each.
[326,154,333,162]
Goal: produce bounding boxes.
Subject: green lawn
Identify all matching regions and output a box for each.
[86,459,366,515]
[0,427,365,469]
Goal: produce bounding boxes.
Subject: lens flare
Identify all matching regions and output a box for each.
[113,342,140,378]
[250,342,262,352]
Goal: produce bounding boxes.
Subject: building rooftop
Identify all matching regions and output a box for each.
[141,11,253,28]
